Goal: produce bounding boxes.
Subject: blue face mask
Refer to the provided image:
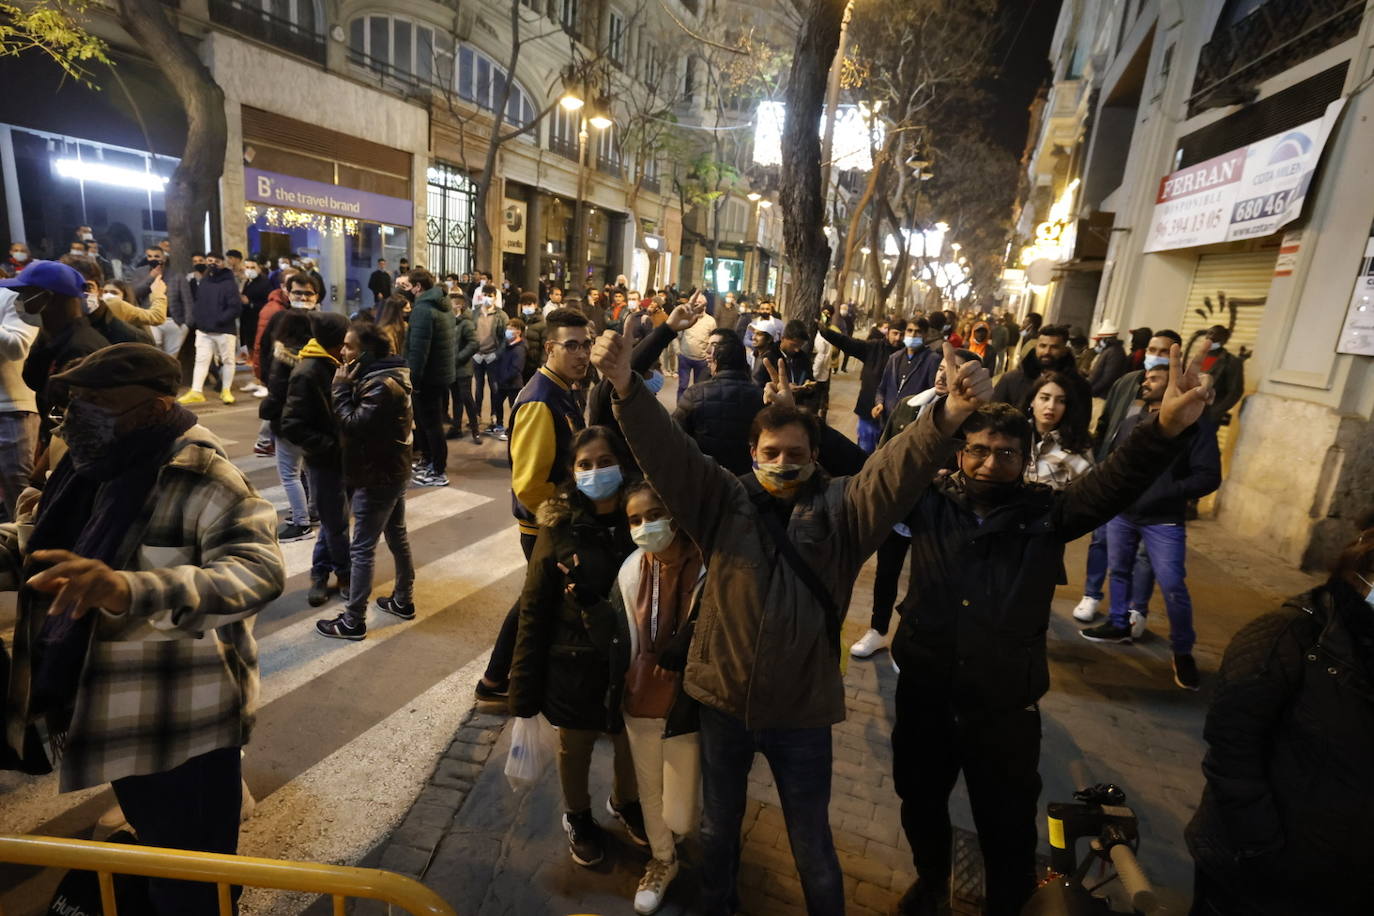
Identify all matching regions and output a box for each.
[505,328,518,342]
[904,336,923,350]
[576,465,623,501]
[1360,574,1374,609]
[1143,355,1169,371]
[644,371,665,395]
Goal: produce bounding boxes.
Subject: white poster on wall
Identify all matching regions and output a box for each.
[1336,230,1374,357]
[1143,99,1345,253]
[502,200,527,254]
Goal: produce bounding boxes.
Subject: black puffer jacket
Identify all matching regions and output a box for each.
[892,415,1188,714]
[1186,581,1374,916]
[258,341,298,436]
[508,490,636,731]
[279,346,343,469]
[671,368,764,476]
[332,355,414,489]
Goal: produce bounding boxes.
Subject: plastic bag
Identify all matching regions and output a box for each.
[504,714,557,790]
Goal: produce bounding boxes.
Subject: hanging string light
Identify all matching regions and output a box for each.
[245,204,359,237]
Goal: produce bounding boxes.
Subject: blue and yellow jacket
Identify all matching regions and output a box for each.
[508,366,585,536]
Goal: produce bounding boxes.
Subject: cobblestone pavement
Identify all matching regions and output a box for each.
[331,504,1320,916]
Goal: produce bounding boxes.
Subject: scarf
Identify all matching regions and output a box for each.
[26,404,199,744]
[298,338,341,365]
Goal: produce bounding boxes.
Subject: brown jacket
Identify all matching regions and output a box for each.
[613,377,956,729]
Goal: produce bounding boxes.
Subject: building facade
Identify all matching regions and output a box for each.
[0,0,758,310]
[1015,0,1374,568]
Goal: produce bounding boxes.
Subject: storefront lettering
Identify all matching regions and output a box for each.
[245,168,413,226]
[255,174,364,216]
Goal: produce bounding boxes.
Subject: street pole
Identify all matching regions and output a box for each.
[571,117,589,293]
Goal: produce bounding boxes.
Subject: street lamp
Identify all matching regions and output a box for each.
[758,199,773,209]
[747,191,762,202]
[568,78,613,289]
[860,246,871,255]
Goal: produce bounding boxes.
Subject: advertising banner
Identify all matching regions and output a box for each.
[245,168,413,227]
[1143,99,1345,253]
[502,199,527,254]
[1336,228,1374,357]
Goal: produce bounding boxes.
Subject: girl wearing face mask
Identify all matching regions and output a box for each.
[608,481,703,914]
[98,278,168,332]
[1187,512,1374,916]
[508,427,648,868]
[1023,371,1093,491]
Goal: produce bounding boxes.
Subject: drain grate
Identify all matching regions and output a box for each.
[950,827,1053,912]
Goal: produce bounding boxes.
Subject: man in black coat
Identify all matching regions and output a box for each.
[991,323,1090,414]
[888,348,1216,915]
[181,252,242,404]
[817,319,903,452]
[672,327,764,476]
[368,258,393,305]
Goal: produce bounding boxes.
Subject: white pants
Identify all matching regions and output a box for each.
[191,330,237,393]
[154,321,187,359]
[622,713,702,862]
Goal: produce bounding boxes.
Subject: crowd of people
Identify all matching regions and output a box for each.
[1,230,1369,916]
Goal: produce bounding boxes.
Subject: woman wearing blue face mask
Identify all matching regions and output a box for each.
[1187,512,1374,916]
[608,481,704,914]
[508,426,649,867]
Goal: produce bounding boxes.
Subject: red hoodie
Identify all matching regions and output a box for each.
[253,288,290,379]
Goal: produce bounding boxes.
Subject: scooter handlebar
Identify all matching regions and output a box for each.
[1109,843,1158,914]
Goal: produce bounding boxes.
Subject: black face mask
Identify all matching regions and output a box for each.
[962,475,1022,507]
[399,288,416,303]
[193,263,208,274]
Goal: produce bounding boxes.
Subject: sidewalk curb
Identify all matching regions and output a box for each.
[374,705,510,882]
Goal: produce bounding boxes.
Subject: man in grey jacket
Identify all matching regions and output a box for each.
[597,328,993,916]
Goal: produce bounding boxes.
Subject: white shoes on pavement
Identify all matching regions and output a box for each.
[850,628,887,658]
[1072,596,1100,622]
[1128,609,1148,640]
[634,856,679,914]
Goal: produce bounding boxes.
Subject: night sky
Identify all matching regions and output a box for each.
[985,0,1064,156]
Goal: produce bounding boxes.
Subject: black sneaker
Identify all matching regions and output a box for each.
[307,578,330,607]
[277,521,314,543]
[607,798,649,848]
[1080,622,1133,644]
[1173,653,1201,691]
[470,426,482,444]
[316,614,366,641]
[562,809,606,866]
[376,595,416,620]
[474,679,509,702]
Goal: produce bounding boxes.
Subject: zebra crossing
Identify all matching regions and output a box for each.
[0,407,530,915]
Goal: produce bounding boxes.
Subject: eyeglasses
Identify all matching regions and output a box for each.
[552,339,592,353]
[961,445,1023,464]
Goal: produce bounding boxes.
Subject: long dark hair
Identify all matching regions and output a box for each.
[378,294,409,329]
[1028,371,1091,454]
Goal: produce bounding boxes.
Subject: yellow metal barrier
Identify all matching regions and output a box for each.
[0,833,456,916]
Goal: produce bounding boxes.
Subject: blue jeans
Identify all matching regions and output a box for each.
[306,462,350,582]
[856,416,881,454]
[275,437,310,527]
[698,706,843,916]
[676,355,709,398]
[1083,525,1154,604]
[0,411,38,520]
[344,484,414,624]
[1106,517,1196,653]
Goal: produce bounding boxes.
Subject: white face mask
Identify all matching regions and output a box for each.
[11,251,27,262]
[630,518,676,553]
[69,248,85,258]
[84,293,100,315]
[244,268,259,280]
[82,233,94,242]
[1208,340,1221,351]
[101,292,119,303]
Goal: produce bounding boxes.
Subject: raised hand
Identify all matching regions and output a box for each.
[1158,343,1215,437]
[667,298,708,332]
[763,358,794,408]
[27,549,132,618]
[591,329,634,396]
[937,342,994,436]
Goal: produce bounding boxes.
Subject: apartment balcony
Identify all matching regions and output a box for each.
[1028,77,1084,179]
[1189,0,1364,116]
[208,0,325,65]
[548,134,579,163]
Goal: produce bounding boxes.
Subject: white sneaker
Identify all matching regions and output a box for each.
[1128,609,1148,640]
[891,653,901,674]
[849,627,887,658]
[252,385,268,398]
[634,857,679,914]
[1072,596,1100,623]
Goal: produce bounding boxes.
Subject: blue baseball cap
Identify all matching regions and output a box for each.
[0,260,86,298]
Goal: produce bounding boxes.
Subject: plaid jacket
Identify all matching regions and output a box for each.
[2,426,284,791]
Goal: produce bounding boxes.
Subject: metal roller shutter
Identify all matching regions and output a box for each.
[1180,246,1278,460]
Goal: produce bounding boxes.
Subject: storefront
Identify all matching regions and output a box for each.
[240,107,413,312]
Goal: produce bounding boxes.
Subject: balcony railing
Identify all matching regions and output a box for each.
[596,155,624,179]
[548,134,579,162]
[208,0,325,65]
[1189,0,1364,116]
[640,175,661,194]
[346,49,441,102]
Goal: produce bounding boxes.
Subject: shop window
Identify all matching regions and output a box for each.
[455,45,537,133]
[426,163,477,277]
[348,14,442,85]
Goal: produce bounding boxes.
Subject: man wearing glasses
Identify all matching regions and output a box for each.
[473,307,592,702]
[887,349,1215,915]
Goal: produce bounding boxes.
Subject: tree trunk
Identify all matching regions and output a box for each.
[780,0,846,324]
[116,0,226,275]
